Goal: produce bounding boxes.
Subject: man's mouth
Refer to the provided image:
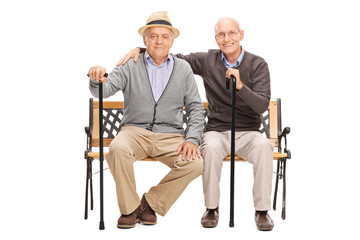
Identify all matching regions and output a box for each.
[223,43,233,47]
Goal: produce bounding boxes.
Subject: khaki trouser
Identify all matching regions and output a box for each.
[105,126,203,216]
[200,131,274,211]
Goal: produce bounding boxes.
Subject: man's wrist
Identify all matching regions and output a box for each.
[185,138,199,146]
[236,82,243,91]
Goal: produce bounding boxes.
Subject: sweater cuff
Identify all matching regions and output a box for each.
[89,79,99,86]
[185,138,199,146]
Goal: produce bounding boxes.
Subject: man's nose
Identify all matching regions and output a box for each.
[156,37,163,44]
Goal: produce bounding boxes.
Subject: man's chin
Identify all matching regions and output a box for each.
[220,47,239,55]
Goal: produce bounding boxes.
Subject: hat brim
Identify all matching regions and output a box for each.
[138,25,180,38]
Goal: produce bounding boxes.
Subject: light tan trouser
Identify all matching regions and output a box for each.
[105,126,203,216]
[200,131,274,211]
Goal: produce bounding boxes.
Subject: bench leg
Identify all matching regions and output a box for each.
[84,157,94,219]
[273,160,280,211]
[84,158,91,219]
[90,159,94,211]
[281,159,287,220]
[273,159,287,220]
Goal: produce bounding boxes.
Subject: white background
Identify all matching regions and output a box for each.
[1,0,359,239]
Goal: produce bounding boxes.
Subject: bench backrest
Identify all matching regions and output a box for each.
[88,99,281,149]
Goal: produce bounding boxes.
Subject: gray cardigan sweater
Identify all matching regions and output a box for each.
[89,53,204,145]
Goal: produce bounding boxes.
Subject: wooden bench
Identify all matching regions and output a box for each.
[84,98,291,220]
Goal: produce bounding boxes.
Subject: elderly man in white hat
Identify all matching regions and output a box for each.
[88,11,204,229]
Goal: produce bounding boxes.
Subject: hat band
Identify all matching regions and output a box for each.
[147,20,172,27]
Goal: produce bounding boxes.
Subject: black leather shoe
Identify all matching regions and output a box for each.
[201,207,219,228]
[255,211,274,231]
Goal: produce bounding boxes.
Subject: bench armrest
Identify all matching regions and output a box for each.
[278,127,291,159]
[85,126,91,136]
[85,126,92,158]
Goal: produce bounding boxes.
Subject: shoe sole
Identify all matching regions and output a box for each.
[201,220,218,228]
[256,225,274,231]
[139,219,157,225]
[258,228,272,232]
[257,227,273,231]
[202,224,217,228]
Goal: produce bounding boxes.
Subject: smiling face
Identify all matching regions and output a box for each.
[215,18,244,58]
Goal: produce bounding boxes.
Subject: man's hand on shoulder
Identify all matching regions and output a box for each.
[116,48,141,66]
[176,141,201,161]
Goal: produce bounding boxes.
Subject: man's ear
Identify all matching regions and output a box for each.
[169,38,174,48]
[239,30,244,41]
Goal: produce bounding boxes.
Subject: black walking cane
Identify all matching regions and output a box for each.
[226,75,236,227]
[88,72,108,230]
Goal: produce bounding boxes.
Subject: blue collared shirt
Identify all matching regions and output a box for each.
[144,51,174,102]
[222,46,245,69]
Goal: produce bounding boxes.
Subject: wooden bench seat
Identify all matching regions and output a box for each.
[84,98,291,221]
[86,151,289,160]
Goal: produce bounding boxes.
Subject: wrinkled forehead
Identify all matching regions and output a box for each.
[215,18,240,33]
[146,26,173,36]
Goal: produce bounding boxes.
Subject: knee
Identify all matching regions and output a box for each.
[248,139,274,167]
[176,156,204,178]
[109,139,134,158]
[253,138,274,153]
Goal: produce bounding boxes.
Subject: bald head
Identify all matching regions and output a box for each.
[214,17,241,35]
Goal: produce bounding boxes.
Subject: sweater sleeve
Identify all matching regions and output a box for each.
[238,60,271,114]
[174,52,207,75]
[183,68,204,146]
[89,65,129,98]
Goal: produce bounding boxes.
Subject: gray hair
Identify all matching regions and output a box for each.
[214,17,241,35]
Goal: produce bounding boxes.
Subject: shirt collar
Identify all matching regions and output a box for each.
[144,51,173,67]
[222,46,244,69]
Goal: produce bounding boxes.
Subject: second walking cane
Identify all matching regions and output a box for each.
[226,75,236,227]
[88,72,108,230]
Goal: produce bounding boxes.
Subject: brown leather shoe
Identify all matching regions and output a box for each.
[201,207,219,228]
[255,211,274,231]
[117,206,141,229]
[139,193,157,225]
